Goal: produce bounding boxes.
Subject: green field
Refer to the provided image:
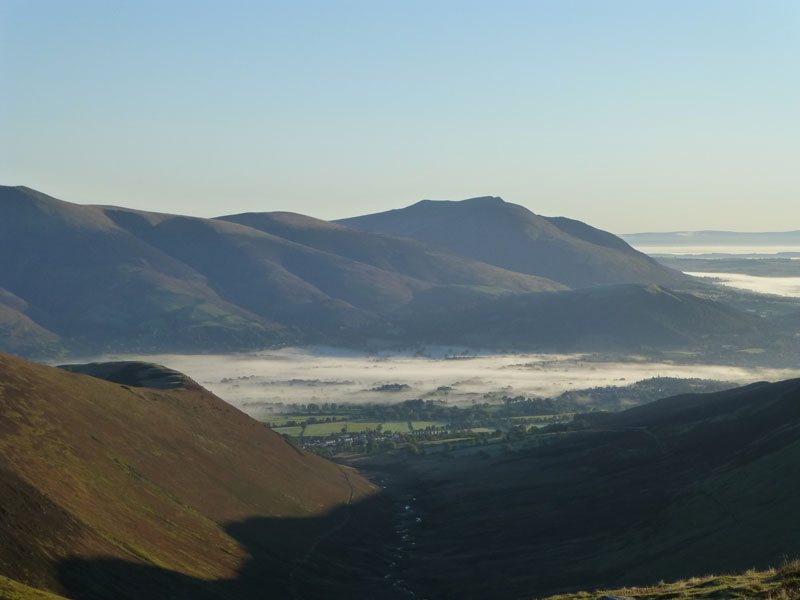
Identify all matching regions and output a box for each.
[409,421,448,430]
[273,419,459,437]
[509,414,573,421]
[272,420,431,436]
[299,421,403,436]
[272,426,303,436]
[305,421,364,435]
[380,421,413,433]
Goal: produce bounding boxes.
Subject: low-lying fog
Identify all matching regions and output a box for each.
[75,348,800,419]
[685,272,800,298]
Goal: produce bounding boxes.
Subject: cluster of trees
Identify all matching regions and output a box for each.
[552,376,733,412]
[271,377,736,455]
[274,377,731,432]
[264,415,343,428]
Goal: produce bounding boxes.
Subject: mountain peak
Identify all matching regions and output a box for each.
[415,196,505,207]
[462,195,505,205]
[336,198,685,289]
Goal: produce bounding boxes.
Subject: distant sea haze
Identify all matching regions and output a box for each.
[633,245,800,256]
[685,273,800,298]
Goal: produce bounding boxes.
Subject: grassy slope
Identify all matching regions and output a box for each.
[541,561,800,600]
[0,352,376,598]
[0,575,70,600]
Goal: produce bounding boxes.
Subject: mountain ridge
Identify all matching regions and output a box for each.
[0,186,563,355]
[2,186,765,358]
[335,196,685,288]
[215,209,562,292]
[622,229,800,247]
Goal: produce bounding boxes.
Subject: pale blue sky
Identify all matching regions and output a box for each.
[1,0,798,232]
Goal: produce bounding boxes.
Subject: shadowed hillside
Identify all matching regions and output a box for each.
[0,186,287,355]
[0,287,61,356]
[336,196,685,288]
[216,211,563,292]
[353,377,800,599]
[395,283,767,351]
[0,353,397,599]
[58,361,200,390]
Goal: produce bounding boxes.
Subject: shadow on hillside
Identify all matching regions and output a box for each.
[56,374,800,600]
[58,493,404,600]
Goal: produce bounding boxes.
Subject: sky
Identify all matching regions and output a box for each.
[1,0,798,233]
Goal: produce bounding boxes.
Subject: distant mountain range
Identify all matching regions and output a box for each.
[622,229,800,247]
[2,185,774,357]
[0,186,559,355]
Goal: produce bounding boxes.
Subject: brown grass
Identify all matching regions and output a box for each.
[539,559,800,599]
[0,352,377,596]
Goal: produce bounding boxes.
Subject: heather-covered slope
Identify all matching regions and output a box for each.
[0,352,378,599]
[336,196,685,288]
